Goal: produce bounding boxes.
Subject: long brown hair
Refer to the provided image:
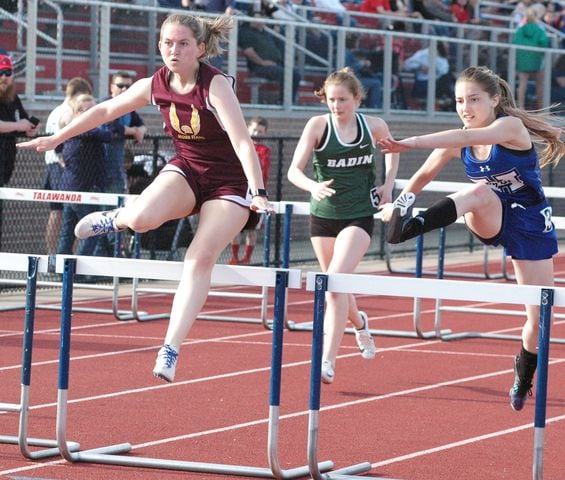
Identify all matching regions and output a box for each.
[457,66,564,168]
[160,14,233,61]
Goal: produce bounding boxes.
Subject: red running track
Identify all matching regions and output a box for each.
[1,259,565,480]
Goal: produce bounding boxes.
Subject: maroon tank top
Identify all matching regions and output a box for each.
[151,63,245,188]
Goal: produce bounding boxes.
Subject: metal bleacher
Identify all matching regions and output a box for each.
[2,0,564,116]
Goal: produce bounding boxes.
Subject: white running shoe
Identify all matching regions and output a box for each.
[74,209,124,239]
[386,192,416,244]
[321,360,335,384]
[354,311,376,360]
[153,344,179,383]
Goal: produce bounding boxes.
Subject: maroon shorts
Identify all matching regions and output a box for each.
[162,159,251,215]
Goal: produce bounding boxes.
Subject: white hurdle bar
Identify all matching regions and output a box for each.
[53,255,334,478]
[124,214,275,327]
[276,201,450,340]
[306,271,560,480]
[0,187,142,320]
[0,253,80,459]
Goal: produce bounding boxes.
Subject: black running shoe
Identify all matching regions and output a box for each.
[386,192,416,244]
[509,355,533,411]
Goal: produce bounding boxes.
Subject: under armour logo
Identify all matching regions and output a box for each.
[479,165,491,172]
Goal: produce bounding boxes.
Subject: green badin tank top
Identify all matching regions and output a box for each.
[310,113,378,219]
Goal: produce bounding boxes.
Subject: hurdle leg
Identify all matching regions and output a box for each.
[268,271,334,478]
[55,258,133,462]
[0,256,81,459]
[532,288,553,480]
[307,274,388,480]
[55,257,317,478]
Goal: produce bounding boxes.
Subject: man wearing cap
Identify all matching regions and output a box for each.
[0,53,38,247]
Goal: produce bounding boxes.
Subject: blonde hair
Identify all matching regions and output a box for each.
[70,94,95,114]
[314,67,365,104]
[160,14,233,61]
[457,66,564,168]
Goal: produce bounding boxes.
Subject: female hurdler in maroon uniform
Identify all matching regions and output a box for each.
[18,14,273,382]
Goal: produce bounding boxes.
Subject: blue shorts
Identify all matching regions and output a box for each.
[473,193,558,260]
[42,163,64,211]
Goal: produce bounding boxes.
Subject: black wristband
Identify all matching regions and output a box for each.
[251,188,268,198]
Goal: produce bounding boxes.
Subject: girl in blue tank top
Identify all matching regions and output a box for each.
[377,66,564,413]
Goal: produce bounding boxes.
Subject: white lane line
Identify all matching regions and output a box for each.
[370,413,565,468]
[3,357,565,476]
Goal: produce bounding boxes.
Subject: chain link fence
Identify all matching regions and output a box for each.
[2,134,563,286]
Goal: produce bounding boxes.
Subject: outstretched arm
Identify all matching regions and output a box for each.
[18,78,152,152]
[378,116,531,154]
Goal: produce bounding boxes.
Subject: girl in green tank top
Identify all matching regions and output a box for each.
[288,68,399,384]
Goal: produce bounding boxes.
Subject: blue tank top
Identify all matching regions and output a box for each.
[461,143,545,206]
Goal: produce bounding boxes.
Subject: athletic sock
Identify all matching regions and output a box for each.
[518,346,538,385]
[417,197,458,234]
[230,244,240,261]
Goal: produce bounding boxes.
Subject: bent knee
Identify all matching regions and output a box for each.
[127,211,163,233]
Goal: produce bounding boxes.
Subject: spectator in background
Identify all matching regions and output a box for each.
[403,41,454,108]
[513,7,549,109]
[451,0,476,23]
[0,53,39,249]
[413,0,452,34]
[345,34,383,109]
[271,0,330,68]
[184,0,235,14]
[56,94,111,257]
[360,0,422,27]
[229,116,271,265]
[238,10,302,104]
[0,53,38,186]
[43,77,92,254]
[101,71,147,194]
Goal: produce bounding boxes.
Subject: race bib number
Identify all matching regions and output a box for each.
[370,187,380,208]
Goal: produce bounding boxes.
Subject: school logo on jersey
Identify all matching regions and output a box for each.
[326,154,373,168]
[169,102,204,140]
[471,167,525,194]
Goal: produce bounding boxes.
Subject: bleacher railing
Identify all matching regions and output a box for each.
[4,0,563,115]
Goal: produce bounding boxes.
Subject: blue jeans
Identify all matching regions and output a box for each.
[57,203,99,256]
[361,76,383,109]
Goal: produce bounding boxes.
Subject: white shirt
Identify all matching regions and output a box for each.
[44,100,71,165]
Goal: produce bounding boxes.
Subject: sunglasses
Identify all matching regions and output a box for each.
[0,69,13,77]
[114,82,131,89]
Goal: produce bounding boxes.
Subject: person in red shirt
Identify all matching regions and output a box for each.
[229,116,272,265]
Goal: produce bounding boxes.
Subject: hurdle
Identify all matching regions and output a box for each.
[305,271,561,480]
[123,214,275,327]
[53,255,334,478]
[0,253,80,459]
[0,187,142,320]
[278,201,450,339]
[431,212,565,343]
